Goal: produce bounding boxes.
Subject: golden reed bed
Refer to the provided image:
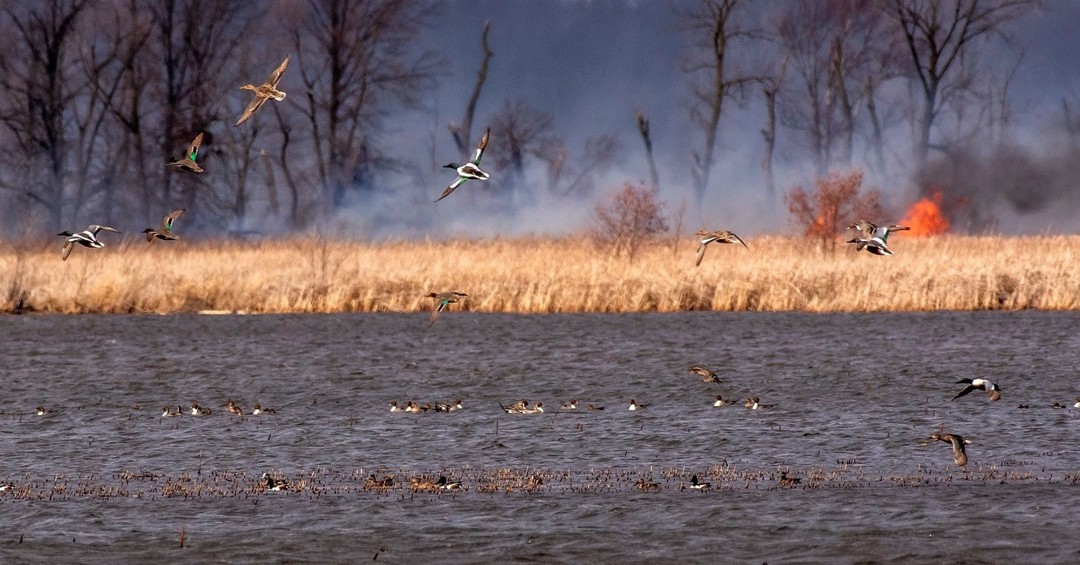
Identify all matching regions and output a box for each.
[0,235,1077,314]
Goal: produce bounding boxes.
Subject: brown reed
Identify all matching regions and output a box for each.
[1,234,1078,314]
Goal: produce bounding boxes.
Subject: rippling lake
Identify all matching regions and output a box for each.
[2,312,1080,563]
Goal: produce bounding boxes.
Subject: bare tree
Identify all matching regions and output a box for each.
[760,57,787,200]
[288,0,439,211]
[448,20,493,161]
[148,0,256,217]
[681,0,758,204]
[636,109,660,189]
[0,0,91,227]
[592,181,669,262]
[885,0,1035,170]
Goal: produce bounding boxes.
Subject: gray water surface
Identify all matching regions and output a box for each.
[2,312,1079,563]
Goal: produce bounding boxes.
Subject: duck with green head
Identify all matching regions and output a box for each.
[436,128,490,202]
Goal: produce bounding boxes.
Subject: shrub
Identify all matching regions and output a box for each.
[784,170,882,251]
[591,181,669,261]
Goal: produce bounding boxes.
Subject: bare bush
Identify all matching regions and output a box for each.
[592,182,669,261]
[784,170,881,251]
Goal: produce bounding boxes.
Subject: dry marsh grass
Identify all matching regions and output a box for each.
[1,235,1078,314]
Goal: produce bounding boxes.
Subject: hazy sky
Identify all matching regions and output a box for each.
[380,0,1080,236]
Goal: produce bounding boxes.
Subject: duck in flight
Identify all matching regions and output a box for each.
[952,378,1002,401]
[436,128,490,202]
[143,209,186,242]
[846,220,909,256]
[694,230,748,267]
[688,366,722,384]
[427,291,467,327]
[927,432,969,467]
[57,224,120,260]
[166,133,205,173]
[236,56,290,126]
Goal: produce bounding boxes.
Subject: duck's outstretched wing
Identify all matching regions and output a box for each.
[952,385,977,400]
[187,133,204,162]
[162,209,186,232]
[236,95,268,126]
[267,55,290,88]
[62,240,73,261]
[473,128,490,164]
[435,177,468,202]
[695,243,708,267]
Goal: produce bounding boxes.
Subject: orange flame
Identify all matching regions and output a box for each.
[899,191,949,236]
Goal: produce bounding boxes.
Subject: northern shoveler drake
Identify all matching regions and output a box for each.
[143,208,185,242]
[166,133,205,173]
[688,365,722,384]
[694,230,748,266]
[427,292,467,327]
[190,401,212,416]
[226,400,243,416]
[744,396,775,410]
[689,474,711,490]
[713,395,737,407]
[252,403,275,415]
[628,399,649,411]
[261,472,287,491]
[436,475,463,490]
[561,399,578,410]
[58,225,120,260]
[236,56,290,126]
[435,128,490,202]
[927,432,969,467]
[952,378,1002,401]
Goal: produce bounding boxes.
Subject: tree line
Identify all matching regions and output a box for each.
[0,0,1039,236]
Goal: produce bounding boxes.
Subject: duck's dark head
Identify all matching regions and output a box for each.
[142,228,156,234]
[57,231,72,237]
[443,162,460,170]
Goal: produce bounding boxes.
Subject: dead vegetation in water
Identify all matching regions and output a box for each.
[0,234,1079,314]
[0,462,1065,502]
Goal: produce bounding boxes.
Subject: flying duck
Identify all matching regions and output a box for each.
[846,221,909,256]
[143,208,185,242]
[435,128,490,202]
[166,133,205,173]
[927,432,969,467]
[688,365,722,384]
[427,291,467,327]
[58,225,120,260]
[694,230,748,266]
[236,56,290,126]
[952,378,1002,401]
